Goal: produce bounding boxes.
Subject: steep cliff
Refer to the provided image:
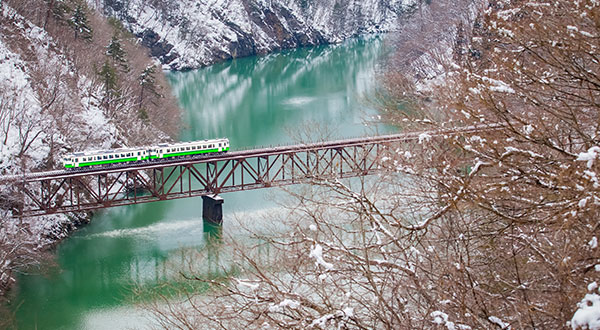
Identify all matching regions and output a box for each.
[90,0,416,70]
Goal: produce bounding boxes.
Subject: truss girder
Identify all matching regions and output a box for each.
[3,131,455,217]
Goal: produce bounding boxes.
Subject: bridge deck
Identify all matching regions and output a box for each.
[1,126,495,217]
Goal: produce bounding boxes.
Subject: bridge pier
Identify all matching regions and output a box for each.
[202,195,224,225]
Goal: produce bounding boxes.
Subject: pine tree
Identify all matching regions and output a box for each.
[70,3,93,41]
[45,0,70,24]
[98,60,118,96]
[106,34,129,72]
[138,65,160,107]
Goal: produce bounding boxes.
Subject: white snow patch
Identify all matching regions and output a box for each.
[309,244,334,270]
[577,147,600,168]
[571,291,600,330]
[590,237,599,249]
[488,316,510,329]
[419,133,432,143]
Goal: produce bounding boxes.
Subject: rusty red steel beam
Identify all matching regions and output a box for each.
[2,125,502,217]
[1,124,500,183]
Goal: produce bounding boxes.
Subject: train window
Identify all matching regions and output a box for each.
[137,152,140,156]
[121,154,125,157]
[219,143,222,147]
[109,155,113,159]
[187,147,190,151]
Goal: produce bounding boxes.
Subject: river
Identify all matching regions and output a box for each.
[11,35,392,330]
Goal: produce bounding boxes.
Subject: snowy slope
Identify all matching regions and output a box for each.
[90,0,417,70]
[0,5,121,176]
[0,3,124,247]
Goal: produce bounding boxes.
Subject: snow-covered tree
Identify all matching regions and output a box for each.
[142,0,600,329]
[69,2,92,40]
[106,34,129,72]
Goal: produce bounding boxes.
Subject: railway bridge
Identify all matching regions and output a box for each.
[0,127,488,222]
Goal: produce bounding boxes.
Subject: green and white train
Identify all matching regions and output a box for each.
[61,138,230,169]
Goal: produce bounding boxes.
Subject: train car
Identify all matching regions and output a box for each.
[61,147,149,169]
[149,138,229,160]
[61,138,230,169]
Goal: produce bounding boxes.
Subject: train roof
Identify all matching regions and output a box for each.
[65,138,229,157]
[68,146,148,156]
[154,138,229,148]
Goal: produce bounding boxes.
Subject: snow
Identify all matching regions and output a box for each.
[590,237,598,249]
[577,147,600,168]
[0,2,134,276]
[489,316,511,329]
[0,34,48,168]
[480,76,515,94]
[419,133,432,143]
[236,278,259,291]
[92,0,415,70]
[571,291,600,330]
[432,311,456,330]
[268,299,300,312]
[309,244,334,270]
[309,307,353,328]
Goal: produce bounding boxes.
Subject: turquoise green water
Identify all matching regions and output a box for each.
[11,36,392,329]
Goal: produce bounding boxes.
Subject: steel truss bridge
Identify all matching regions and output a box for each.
[0,127,487,217]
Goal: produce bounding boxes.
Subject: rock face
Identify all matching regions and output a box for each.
[90,0,416,70]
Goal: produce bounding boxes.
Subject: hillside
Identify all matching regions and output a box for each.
[92,0,418,70]
[0,0,180,309]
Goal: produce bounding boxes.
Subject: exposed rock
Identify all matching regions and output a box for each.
[90,0,417,70]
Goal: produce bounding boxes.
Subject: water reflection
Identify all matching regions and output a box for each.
[12,35,391,330]
[169,36,388,148]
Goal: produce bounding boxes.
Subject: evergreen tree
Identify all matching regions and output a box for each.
[138,65,160,107]
[45,0,70,24]
[106,34,129,72]
[70,3,93,40]
[98,60,118,97]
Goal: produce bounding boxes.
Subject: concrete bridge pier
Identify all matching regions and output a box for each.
[202,195,224,225]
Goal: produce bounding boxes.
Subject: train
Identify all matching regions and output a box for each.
[61,138,230,169]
